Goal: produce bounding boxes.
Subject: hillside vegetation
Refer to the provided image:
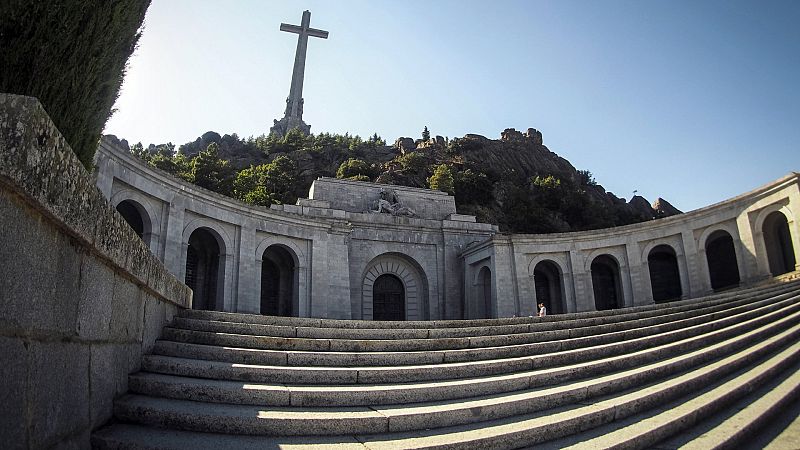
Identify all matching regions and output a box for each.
[108,126,680,233]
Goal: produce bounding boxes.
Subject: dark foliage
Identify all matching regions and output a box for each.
[0,0,150,167]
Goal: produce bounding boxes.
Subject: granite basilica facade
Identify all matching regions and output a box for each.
[94,138,800,321]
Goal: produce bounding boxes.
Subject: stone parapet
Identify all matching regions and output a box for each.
[0,94,191,448]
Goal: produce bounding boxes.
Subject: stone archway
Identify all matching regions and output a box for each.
[705,229,741,291]
[362,253,428,321]
[260,244,297,317]
[763,211,796,276]
[115,199,151,246]
[591,254,622,311]
[533,260,565,314]
[648,244,682,303]
[185,227,225,311]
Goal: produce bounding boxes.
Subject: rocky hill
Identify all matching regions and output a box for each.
[108,127,681,233]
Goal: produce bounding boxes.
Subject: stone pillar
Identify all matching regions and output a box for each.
[492,240,518,317]
[163,196,186,278]
[314,223,352,319]
[624,243,648,306]
[736,212,763,283]
[681,230,710,296]
[570,250,593,312]
[515,253,536,317]
[236,218,259,313]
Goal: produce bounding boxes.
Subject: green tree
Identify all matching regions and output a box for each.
[0,0,150,167]
[189,143,234,195]
[233,156,298,206]
[427,164,455,194]
[422,126,430,141]
[336,158,374,180]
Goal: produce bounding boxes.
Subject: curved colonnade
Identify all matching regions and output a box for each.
[96,138,800,320]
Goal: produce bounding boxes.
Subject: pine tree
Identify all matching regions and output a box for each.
[427,164,454,194]
[422,126,431,141]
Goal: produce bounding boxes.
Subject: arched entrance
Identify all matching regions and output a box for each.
[185,227,224,311]
[705,230,740,291]
[116,199,149,244]
[533,260,564,314]
[591,255,622,311]
[648,245,682,303]
[474,266,492,319]
[373,274,405,321]
[361,253,429,321]
[260,245,297,316]
[763,211,796,276]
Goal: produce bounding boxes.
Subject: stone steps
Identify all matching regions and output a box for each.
[151,288,800,368]
[92,280,800,449]
[127,304,800,408]
[175,280,799,336]
[138,294,800,389]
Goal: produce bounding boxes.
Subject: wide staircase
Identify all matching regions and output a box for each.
[92,279,800,449]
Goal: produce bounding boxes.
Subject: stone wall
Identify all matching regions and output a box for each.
[463,173,800,317]
[0,94,191,449]
[309,177,458,220]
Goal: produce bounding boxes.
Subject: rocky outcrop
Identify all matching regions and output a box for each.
[653,197,682,217]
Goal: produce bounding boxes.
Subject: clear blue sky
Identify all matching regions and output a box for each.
[104,0,800,212]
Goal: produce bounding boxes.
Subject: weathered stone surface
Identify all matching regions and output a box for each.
[110,275,145,342]
[653,197,682,217]
[77,256,115,340]
[394,137,415,153]
[0,189,81,336]
[0,337,28,450]
[29,341,90,449]
[90,344,129,428]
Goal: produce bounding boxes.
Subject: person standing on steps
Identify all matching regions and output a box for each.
[538,302,547,317]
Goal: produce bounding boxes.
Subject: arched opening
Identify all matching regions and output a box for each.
[705,230,740,291]
[648,245,682,303]
[533,260,564,314]
[591,255,622,311]
[373,274,405,321]
[116,199,148,244]
[763,211,796,276]
[185,228,223,311]
[260,245,297,316]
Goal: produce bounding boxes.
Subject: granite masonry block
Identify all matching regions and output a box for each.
[142,293,167,354]
[0,337,29,450]
[0,190,82,336]
[110,275,145,342]
[90,343,128,429]
[29,341,90,449]
[77,255,116,341]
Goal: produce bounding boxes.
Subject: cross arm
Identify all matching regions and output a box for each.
[279,23,329,39]
[306,28,329,39]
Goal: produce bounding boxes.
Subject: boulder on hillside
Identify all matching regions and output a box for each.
[653,198,682,217]
[394,137,415,154]
[629,195,656,219]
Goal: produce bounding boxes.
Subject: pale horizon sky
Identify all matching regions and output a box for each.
[104,0,800,213]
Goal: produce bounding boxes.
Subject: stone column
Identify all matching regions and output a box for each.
[569,249,593,312]
[625,242,649,306]
[236,218,259,313]
[163,195,186,278]
[736,212,763,283]
[681,229,709,296]
[492,240,518,317]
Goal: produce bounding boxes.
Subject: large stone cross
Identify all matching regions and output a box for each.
[272,10,328,136]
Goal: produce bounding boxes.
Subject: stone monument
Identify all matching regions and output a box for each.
[270,10,328,137]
